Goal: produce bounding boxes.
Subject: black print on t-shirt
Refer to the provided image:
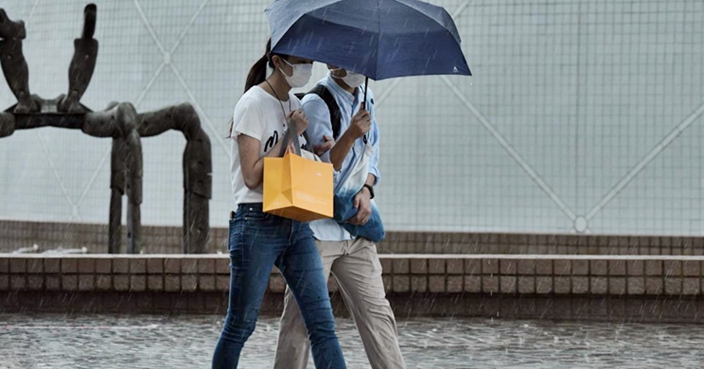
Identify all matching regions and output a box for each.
[264,130,279,153]
[263,130,308,153]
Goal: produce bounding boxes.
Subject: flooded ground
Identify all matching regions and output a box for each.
[1,314,703,368]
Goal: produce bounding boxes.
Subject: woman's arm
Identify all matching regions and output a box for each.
[237,110,308,189]
[237,134,287,189]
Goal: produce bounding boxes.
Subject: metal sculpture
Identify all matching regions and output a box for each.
[0,4,211,253]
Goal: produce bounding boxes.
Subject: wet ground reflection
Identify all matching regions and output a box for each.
[1,314,703,368]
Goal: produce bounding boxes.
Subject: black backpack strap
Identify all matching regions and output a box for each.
[308,84,342,140]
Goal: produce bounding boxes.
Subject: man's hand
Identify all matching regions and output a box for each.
[347,186,372,225]
[314,135,335,157]
[347,102,371,140]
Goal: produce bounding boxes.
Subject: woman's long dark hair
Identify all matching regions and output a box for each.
[244,39,275,92]
[228,39,286,137]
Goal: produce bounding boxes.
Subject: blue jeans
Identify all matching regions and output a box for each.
[212,203,346,369]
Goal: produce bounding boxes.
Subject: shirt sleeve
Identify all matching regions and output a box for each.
[301,94,335,164]
[231,96,264,141]
[367,91,381,185]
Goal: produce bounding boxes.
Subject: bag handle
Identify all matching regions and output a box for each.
[278,118,302,157]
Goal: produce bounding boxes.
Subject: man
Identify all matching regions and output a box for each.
[273,66,406,369]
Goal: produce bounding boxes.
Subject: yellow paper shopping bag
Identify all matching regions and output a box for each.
[262,122,333,221]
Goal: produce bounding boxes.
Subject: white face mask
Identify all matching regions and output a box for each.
[332,69,366,88]
[280,58,313,88]
[341,71,366,88]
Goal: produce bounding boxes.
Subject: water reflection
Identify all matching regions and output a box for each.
[1,314,703,368]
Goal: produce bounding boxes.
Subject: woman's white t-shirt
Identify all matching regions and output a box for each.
[229,85,306,206]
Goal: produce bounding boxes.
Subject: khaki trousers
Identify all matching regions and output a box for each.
[273,237,406,369]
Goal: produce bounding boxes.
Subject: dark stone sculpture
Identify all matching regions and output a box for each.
[0,8,36,114]
[0,4,211,254]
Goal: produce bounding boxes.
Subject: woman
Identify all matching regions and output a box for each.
[211,40,347,369]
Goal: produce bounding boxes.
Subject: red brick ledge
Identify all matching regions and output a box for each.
[2,254,704,322]
[1,254,702,296]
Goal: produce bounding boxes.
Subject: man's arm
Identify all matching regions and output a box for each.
[328,102,371,171]
[348,95,380,224]
[367,104,381,185]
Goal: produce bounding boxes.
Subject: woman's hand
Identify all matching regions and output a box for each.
[287,109,308,135]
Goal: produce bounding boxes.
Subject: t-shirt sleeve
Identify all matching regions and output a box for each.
[231,96,264,141]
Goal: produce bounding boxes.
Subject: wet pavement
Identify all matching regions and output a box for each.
[1,314,703,368]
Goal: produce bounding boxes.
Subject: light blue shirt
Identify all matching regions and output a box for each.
[301,73,381,241]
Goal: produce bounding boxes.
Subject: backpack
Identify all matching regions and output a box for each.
[295,84,342,140]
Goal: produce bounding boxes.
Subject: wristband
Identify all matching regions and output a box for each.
[362,184,375,199]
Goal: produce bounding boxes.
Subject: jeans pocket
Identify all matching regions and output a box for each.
[244,210,270,222]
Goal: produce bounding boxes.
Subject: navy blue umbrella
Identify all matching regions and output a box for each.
[265,1,470,239]
[265,0,471,81]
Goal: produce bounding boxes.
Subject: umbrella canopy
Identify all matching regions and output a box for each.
[265,0,471,80]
